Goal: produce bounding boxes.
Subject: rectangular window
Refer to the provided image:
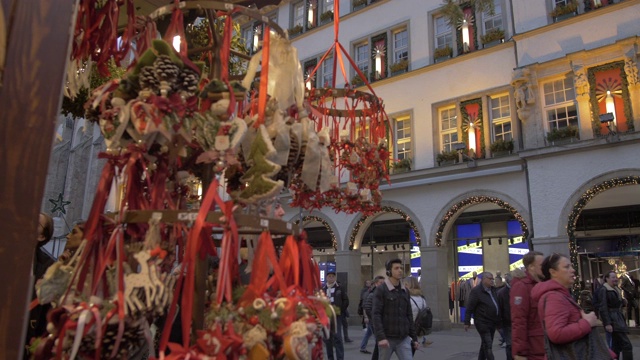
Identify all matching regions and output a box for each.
[440,107,458,152]
[322,0,334,13]
[554,0,571,7]
[394,115,412,161]
[393,29,409,62]
[434,16,453,50]
[321,58,333,87]
[491,94,512,141]
[543,78,577,130]
[483,0,502,33]
[293,1,305,27]
[355,42,370,76]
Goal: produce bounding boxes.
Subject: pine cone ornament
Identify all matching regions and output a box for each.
[139,66,159,95]
[174,68,199,96]
[153,55,180,96]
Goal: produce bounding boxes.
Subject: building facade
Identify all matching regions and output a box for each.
[249,0,640,329]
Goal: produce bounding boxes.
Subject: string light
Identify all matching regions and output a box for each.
[435,196,529,247]
[294,215,337,250]
[349,206,421,249]
[566,176,640,295]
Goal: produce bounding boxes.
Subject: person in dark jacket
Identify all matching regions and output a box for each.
[323,271,349,360]
[598,270,633,360]
[464,271,500,360]
[497,273,512,360]
[362,275,385,359]
[372,259,418,360]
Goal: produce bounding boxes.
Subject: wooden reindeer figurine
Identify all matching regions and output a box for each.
[124,250,155,314]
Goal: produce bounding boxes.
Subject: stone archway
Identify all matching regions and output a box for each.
[433,193,530,247]
[560,172,640,293]
[347,201,425,251]
[293,214,339,250]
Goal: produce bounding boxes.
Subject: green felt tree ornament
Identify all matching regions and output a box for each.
[238,126,284,203]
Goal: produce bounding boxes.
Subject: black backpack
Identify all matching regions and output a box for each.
[410,296,433,336]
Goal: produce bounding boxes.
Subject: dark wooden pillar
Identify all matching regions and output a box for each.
[0,0,77,358]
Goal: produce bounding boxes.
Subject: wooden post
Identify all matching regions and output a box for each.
[0,0,77,358]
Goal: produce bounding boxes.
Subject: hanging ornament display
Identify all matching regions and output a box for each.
[29,0,395,357]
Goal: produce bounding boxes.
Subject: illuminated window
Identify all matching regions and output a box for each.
[393,114,412,161]
[543,77,577,130]
[490,94,512,141]
[440,107,459,152]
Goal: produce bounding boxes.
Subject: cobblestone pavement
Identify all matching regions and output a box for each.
[336,325,640,360]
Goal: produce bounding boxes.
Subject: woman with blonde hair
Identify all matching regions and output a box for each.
[403,276,432,348]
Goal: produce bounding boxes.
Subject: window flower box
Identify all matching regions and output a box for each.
[389,59,408,76]
[546,125,579,145]
[353,0,367,11]
[437,151,458,166]
[434,46,453,63]
[481,28,505,48]
[489,139,514,157]
[551,0,578,22]
[288,24,303,37]
[391,158,412,174]
[320,10,334,25]
[351,74,365,87]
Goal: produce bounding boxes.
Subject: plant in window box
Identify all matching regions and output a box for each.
[434,46,453,62]
[353,0,367,10]
[288,24,303,36]
[320,10,334,24]
[550,0,578,20]
[437,150,458,165]
[481,28,505,48]
[389,59,409,75]
[546,125,579,144]
[489,139,514,157]
[391,157,412,174]
[351,74,364,87]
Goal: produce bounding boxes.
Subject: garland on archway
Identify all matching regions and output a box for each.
[566,175,640,295]
[348,206,422,250]
[294,215,338,249]
[434,196,529,247]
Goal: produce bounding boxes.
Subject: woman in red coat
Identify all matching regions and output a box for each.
[531,254,599,352]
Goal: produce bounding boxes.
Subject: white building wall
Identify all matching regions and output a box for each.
[514,2,640,67]
[527,140,640,239]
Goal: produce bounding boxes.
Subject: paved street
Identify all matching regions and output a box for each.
[337,325,640,360]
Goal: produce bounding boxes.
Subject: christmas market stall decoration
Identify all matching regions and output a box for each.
[25,1,378,359]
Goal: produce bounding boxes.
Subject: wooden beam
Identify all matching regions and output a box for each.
[0,0,78,359]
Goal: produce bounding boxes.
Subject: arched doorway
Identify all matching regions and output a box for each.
[568,176,640,325]
[295,215,337,283]
[436,195,529,324]
[349,206,422,284]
